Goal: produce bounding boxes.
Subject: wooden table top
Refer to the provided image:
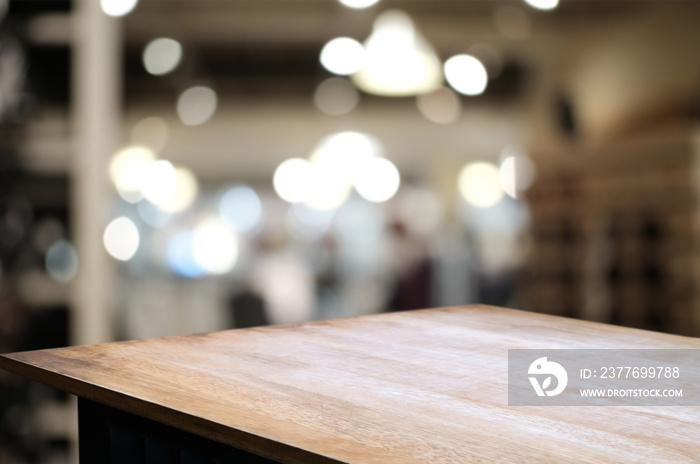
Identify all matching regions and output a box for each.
[2,305,700,463]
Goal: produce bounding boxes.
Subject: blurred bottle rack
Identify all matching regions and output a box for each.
[519,133,698,336]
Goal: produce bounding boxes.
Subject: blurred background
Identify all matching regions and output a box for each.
[2,0,700,462]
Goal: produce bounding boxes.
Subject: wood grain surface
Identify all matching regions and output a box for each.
[2,305,700,463]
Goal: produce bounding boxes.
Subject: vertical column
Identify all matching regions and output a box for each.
[71,0,121,345]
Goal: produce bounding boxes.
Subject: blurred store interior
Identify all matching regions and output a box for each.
[2,0,700,462]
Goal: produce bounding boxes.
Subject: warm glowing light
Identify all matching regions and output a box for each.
[157,167,198,213]
[305,131,383,210]
[338,0,380,9]
[499,148,536,199]
[219,185,263,234]
[131,117,169,153]
[444,55,488,96]
[416,86,462,124]
[320,37,366,76]
[103,217,140,261]
[109,146,156,203]
[312,131,382,167]
[192,218,238,275]
[458,162,504,208]
[354,157,400,203]
[177,86,217,126]
[273,158,318,203]
[352,10,442,97]
[140,160,177,207]
[166,231,205,278]
[100,0,137,17]
[275,132,387,210]
[314,77,360,116]
[45,239,78,283]
[143,38,182,76]
[524,0,559,11]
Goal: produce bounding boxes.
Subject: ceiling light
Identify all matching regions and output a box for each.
[352,10,442,97]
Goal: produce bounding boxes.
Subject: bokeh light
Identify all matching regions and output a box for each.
[130,117,169,153]
[166,231,205,278]
[273,158,318,203]
[352,10,443,97]
[140,160,177,207]
[320,37,366,76]
[218,185,264,234]
[524,0,559,11]
[354,157,401,203]
[318,131,383,161]
[157,167,198,213]
[305,131,383,210]
[109,146,156,203]
[338,0,380,9]
[143,38,183,76]
[499,148,536,199]
[314,77,360,116]
[177,86,218,126]
[311,131,381,172]
[444,54,488,96]
[192,218,238,275]
[416,86,462,124]
[45,239,78,283]
[458,162,504,208]
[103,217,140,261]
[100,0,138,17]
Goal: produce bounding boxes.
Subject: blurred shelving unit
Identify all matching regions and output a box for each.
[520,130,699,336]
[1,0,119,462]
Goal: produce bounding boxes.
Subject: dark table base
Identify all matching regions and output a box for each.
[78,398,279,464]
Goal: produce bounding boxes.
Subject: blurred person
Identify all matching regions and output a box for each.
[387,222,432,311]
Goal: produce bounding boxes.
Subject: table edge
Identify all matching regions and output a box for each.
[0,354,345,464]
